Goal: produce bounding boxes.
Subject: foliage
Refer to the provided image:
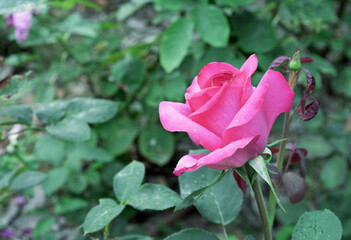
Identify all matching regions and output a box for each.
[0,0,350,239]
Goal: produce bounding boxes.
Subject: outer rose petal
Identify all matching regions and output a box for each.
[173,136,259,176]
[197,62,240,89]
[223,70,294,152]
[159,101,222,151]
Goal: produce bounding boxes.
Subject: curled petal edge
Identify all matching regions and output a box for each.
[173,136,259,176]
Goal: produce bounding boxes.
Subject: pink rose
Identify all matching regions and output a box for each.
[159,54,294,176]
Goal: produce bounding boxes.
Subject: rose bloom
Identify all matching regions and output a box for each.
[159,55,294,176]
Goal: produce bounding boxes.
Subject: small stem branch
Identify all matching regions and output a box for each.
[276,112,290,171]
[248,170,272,240]
[268,103,291,229]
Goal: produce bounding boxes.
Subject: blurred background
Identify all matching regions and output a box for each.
[0,0,350,239]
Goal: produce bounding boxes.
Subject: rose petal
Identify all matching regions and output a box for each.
[186,76,201,94]
[223,70,294,152]
[185,86,220,112]
[189,73,244,136]
[240,54,258,78]
[173,136,259,176]
[159,101,222,151]
[239,54,258,106]
[173,154,205,176]
[197,62,240,89]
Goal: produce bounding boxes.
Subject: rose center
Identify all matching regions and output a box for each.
[209,72,235,87]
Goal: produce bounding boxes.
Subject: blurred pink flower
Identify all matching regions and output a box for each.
[1,229,15,238]
[159,54,295,176]
[14,196,27,206]
[5,11,33,43]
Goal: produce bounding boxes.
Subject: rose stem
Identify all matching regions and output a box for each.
[267,68,297,230]
[248,167,272,240]
[267,111,290,229]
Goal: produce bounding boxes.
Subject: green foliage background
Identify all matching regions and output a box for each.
[0,0,350,239]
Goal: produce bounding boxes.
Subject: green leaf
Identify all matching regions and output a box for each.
[215,0,253,6]
[113,161,145,203]
[175,188,209,211]
[138,124,174,166]
[82,198,125,234]
[153,0,200,11]
[0,169,17,190]
[244,235,256,240]
[34,135,65,165]
[0,74,27,97]
[0,0,46,14]
[65,98,119,124]
[10,170,47,190]
[276,226,294,240]
[320,156,347,189]
[236,17,277,53]
[309,54,337,77]
[144,83,164,107]
[0,105,33,124]
[160,18,193,73]
[33,231,57,240]
[46,118,91,142]
[33,217,56,238]
[43,168,68,195]
[54,197,88,214]
[297,135,333,159]
[262,147,272,162]
[178,168,242,224]
[67,142,113,163]
[164,228,219,240]
[35,100,69,124]
[111,56,145,93]
[97,117,139,156]
[164,72,187,101]
[292,209,342,240]
[277,201,309,225]
[248,155,284,211]
[194,5,230,47]
[116,0,151,21]
[188,149,211,155]
[128,183,180,210]
[176,168,223,211]
[66,173,88,194]
[194,171,243,224]
[56,13,99,37]
[118,235,153,240]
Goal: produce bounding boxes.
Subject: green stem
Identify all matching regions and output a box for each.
[267,68,297,229]
[248,167,272,240]
[268,104,290,229]
[103,221,111,240]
